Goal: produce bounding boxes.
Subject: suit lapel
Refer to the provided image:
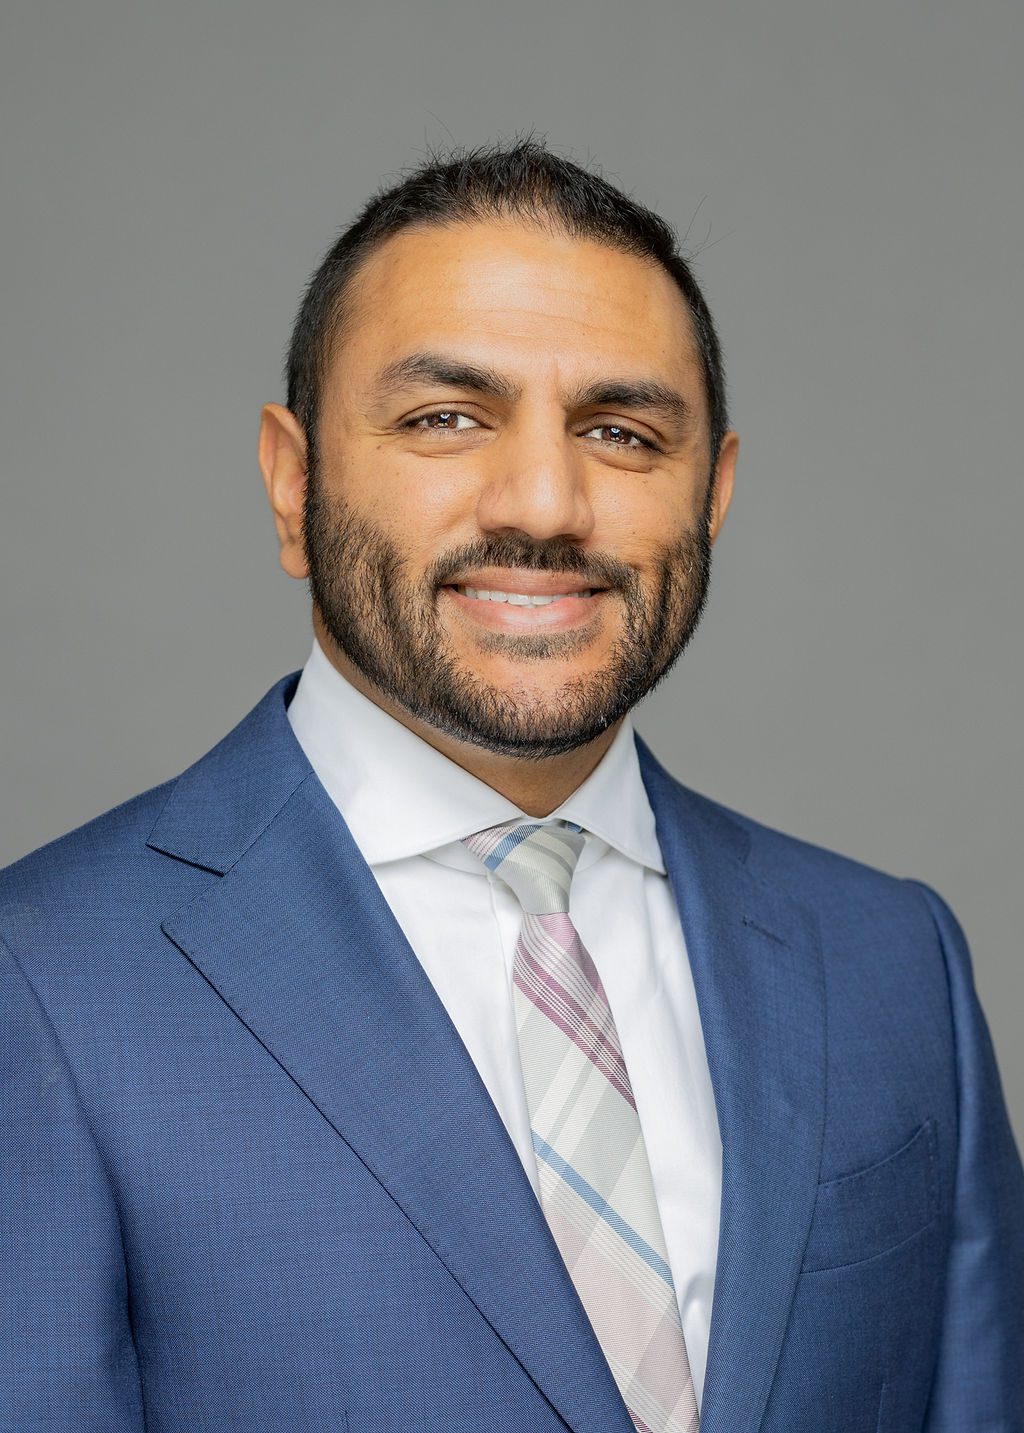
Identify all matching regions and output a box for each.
[149,676,826,1433]
[639,743,827,1433]
[151,678,634,1433]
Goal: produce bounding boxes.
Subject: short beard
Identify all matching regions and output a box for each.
[302,466,714,760]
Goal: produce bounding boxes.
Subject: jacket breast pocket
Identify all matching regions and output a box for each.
[802,1118,939,1272]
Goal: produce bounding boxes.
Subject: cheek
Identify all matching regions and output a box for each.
[593,479,698,553]
[345,447,475,547]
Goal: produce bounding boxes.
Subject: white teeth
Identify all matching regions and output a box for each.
[459,586,592,605]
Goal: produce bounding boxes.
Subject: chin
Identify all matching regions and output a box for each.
[463,660,609,699]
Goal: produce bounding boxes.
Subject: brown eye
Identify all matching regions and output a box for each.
[581,423,656,451]
[408,410,480,432]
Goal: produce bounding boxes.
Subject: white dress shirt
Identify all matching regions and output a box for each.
[287,639,722,1406]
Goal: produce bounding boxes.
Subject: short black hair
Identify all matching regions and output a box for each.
[285,138,728,470]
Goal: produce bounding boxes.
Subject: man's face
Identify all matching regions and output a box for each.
[293,220,736,757]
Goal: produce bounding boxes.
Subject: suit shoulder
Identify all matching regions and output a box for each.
[722,795,908,892]
[688,784,955,957]
[0,671,302,917]
[0,777,179,910]
[644,745,934,915]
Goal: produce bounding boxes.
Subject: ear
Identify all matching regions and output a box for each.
[707,430,739,544]
[259,403,309,580]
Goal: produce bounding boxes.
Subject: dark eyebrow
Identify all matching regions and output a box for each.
[567,380,694,434]
[374,351,522,404]
[374,350,693,435]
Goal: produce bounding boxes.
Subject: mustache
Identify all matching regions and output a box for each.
[425,534,638,592]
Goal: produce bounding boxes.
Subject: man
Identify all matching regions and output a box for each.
[2,140,1021,1433]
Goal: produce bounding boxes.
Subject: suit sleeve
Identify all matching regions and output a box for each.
[0,935,146,1431]
[907,883,1024,1431]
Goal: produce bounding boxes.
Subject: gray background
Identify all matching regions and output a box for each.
[2,0,1020,1140]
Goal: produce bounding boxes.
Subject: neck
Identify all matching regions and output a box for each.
[313,628,620,817]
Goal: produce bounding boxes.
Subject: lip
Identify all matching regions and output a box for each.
[442,568,610,599]
[440,583,610,635]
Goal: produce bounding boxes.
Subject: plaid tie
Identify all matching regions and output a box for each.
[463,819,699,1433]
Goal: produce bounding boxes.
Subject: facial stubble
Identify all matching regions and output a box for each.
[302,466,714,759]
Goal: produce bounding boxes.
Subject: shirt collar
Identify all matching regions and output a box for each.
[286,639,665,875]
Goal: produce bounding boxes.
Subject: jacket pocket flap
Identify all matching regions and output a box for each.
[803,1118,938,1272]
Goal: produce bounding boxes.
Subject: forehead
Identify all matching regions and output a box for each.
[331,219,703,396]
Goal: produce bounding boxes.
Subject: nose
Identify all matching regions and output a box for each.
[474,417,595,543]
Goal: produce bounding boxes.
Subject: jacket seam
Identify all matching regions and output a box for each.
[900,880,961,1192]
[1,929,149,1431]
[899,877,961,1422]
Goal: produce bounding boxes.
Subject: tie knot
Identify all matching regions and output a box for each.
[462,819,586,915]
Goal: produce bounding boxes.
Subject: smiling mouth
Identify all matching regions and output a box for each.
[440,576,611,636]
[453,585,600,606]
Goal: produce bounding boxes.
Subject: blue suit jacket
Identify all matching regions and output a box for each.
[2,673,1022,1432]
